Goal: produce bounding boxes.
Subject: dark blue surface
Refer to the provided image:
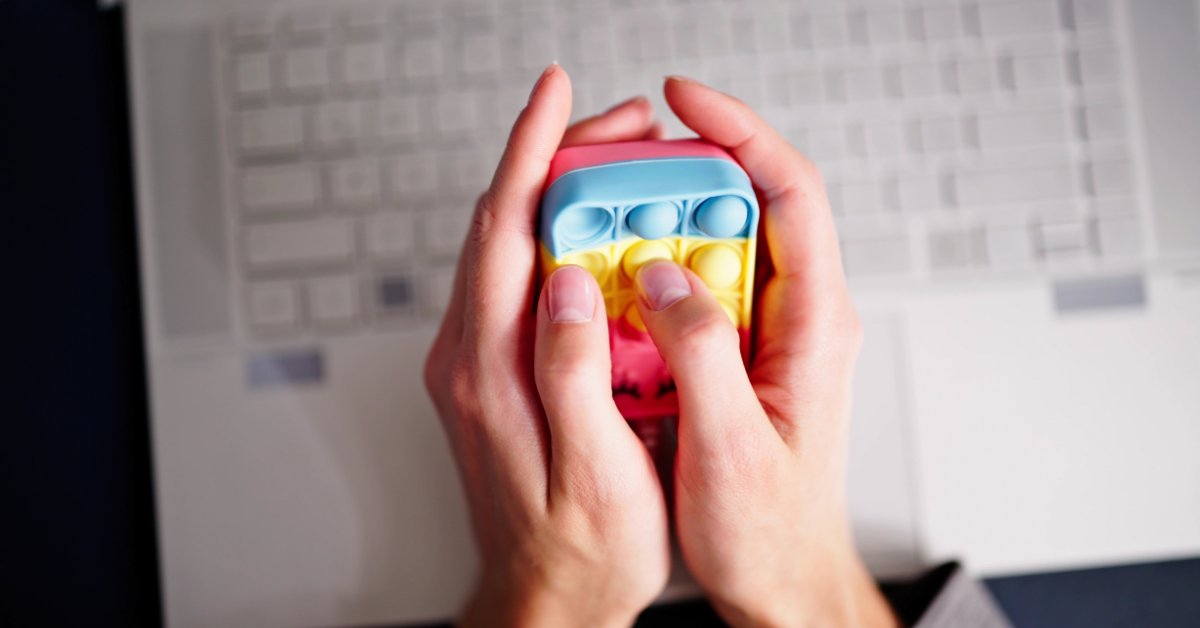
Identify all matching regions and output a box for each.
[985,557,1200,628]
[1,2,1196,627]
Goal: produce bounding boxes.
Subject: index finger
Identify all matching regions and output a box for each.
[662,76,845,292]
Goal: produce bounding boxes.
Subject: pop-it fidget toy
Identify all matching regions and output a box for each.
[539,139,760,419]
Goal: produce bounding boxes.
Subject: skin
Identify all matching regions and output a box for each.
[423,65,898,628]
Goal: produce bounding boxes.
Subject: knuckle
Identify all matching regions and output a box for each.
[673,310,740,356]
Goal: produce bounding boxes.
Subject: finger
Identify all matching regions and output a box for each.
[633,261,775,444]
[560,95,656,147]
[464,63,572,346]
[662,76,845,293]
[534,266,652,505]
[642,120,665,140]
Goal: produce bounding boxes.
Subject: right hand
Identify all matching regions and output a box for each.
[631,77,900,627]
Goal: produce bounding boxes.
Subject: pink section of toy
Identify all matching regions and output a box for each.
[545,139,735,188]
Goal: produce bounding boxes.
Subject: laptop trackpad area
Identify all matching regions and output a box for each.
[904,276,1200,574]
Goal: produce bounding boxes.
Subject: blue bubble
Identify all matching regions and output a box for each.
[626,201,680,240]
[694,196,748,238]
[557,206,613,243]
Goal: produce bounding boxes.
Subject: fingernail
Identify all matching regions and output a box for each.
[528,62,558,103]
[665,75,697,85]
[636,261,692,311]
[548,265,594,323]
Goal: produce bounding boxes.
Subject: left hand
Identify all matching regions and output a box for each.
[423,65,668,628]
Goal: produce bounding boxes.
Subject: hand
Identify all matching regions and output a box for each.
[423,65,668,628]
[628,77,900,627]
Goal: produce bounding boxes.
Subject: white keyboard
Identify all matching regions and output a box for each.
[214,0,1144,337]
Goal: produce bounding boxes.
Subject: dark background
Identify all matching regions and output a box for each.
[1,1,1197,625]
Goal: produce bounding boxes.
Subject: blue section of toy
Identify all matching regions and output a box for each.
[541,157,758,257]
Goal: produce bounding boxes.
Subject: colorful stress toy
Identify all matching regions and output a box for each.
[539,139,760,419]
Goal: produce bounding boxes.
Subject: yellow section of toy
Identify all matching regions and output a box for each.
[542,235,757,329]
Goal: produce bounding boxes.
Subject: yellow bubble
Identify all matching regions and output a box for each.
[621,239,675,279]
[563,251,609,284]
[624,303,647,331]
[718,298,741,327]
[689,244,743,289]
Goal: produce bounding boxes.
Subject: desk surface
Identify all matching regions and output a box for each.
[3,2,1197,626]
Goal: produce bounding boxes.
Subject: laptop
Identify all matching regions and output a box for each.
[124,0,1200,625]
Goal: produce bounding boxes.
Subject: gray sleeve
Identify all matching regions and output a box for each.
[881,562,1011,628]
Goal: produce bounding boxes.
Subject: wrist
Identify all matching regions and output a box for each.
[461,571,642,628]
[713,536,899,628]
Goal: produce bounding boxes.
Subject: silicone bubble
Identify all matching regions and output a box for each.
[557,206,613,244]
[694,195,749,238]
[621,240,674,279]
[626,201,680,240]
[689,244,743,289]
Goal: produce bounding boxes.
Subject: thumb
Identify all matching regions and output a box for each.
[634,261,765,440]
[535,265,644,473]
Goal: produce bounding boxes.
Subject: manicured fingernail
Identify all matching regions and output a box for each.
[528,62,558,103]
[548,265,594,323]
[636,261,692,311]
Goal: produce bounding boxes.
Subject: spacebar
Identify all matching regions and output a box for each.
[141,27,231,338]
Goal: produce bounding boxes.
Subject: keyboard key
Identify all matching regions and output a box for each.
[425,264,457,313]
[898,63,940,98]
[811,13,849,48]
[342,5,387,33]
[244,219,353,270]
[340,42,386,87]
[1010,52,1064,91]
[841,236,911,275]
[401,35,445,78]
[313,102,365,148]
[376,98,422,141]
[364,213,416,258]
[425,210,470,255]
[236,108,304,155]
[916,6,960,40]
[241,165,320,213]
[862,122,905,157]
[842,68,884,101]
[229,13,273,43]
[282,10,330,40]
[329,159,381,207]
[461,29,502,74]
[434,93,479,134]
[954,166,1074,206]
[865,10,905,45]
[785,71,824,106]
[927,229,979,271]
[1067,0,1112,29]
[892,176,942,211]
[389,154,439,198]
[246,281,299,327]
[1080,104,1125,140]
[1086,160,1133,196]
[806,128,844,161]
[307,275,358,324]
[978,2,1057,37]
[373,274,416,315]
[1073,48,1120,85]
[829,180,881,215]
[231,52,271,99]
[984,226,1035,268]
[280,47,330,94]
[973,109,1068,149]
[1096,214,1142,258]
[1037,221,1092,262]
[953,59,995,93]
[919,117,959,152]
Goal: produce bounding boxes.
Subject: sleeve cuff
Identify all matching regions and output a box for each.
[880,562,1011,628]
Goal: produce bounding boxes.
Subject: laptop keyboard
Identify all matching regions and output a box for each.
[215,0,1142,337]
